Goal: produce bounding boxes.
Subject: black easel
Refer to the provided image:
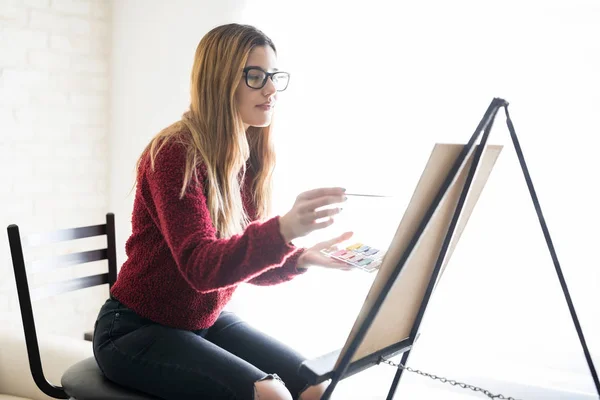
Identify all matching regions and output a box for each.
[299,98,600,399]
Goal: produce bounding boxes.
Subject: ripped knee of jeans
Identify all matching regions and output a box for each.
[258,373,282,383]
[254,374,292,400]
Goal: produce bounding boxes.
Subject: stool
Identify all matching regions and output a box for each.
[62,358,159,399]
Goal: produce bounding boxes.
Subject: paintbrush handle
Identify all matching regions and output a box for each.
[344,193,391,198]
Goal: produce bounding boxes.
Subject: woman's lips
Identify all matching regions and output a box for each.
[256,103,273,111]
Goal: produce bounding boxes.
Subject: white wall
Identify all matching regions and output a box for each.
[109,0,248,265]
[0,0,112,338]
[108,0,600,398]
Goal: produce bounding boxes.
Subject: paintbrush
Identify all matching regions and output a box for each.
[344,193,392,198]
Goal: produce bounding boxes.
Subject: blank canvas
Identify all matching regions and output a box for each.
[335,143,503,366]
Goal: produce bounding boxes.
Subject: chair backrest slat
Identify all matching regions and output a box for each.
[29,249,108,273]
[30,273,110,302]
[26,224,107,247]
[6,213,118,399]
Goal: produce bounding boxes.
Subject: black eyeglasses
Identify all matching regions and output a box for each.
[242,67,290,91]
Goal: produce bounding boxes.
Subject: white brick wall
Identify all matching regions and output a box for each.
[0,0,111,339]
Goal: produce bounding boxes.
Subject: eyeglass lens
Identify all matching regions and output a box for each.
[246,69,289,91]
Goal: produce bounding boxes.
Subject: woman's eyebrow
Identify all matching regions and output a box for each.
[245,65,279,72]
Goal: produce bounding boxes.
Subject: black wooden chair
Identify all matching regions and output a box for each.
[7,213,157,400]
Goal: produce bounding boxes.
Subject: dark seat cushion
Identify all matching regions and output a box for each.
[61,357,159,400]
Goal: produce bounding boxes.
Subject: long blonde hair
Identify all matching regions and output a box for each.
[138,24,277,238]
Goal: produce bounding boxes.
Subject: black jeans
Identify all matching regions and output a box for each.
[92,298,311,400]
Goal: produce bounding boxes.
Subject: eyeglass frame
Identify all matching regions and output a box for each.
[242,66,290,91]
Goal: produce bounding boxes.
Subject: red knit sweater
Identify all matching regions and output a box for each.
[110,139,306,330]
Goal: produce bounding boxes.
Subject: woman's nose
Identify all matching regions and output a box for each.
[262,77,277,95]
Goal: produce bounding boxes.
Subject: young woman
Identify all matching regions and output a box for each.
[92,23,353,400]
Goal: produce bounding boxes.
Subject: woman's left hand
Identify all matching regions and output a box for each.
[297,231,355,271]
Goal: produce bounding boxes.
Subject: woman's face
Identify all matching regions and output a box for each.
[235,45,279,130]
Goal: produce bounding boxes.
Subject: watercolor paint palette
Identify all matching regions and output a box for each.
[321,242,387,273]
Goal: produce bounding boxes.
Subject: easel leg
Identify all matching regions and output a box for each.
[385,350,411,400]
[503,106,600,397]
[320,379,336,400]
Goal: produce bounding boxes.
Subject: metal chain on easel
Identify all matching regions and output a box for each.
[378,357,522,400]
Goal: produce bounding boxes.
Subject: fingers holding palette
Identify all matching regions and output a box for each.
[321,242,386,273]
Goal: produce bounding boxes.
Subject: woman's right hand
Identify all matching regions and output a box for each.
[279,187,347,243]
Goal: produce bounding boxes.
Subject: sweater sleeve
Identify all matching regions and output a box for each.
[247,247,308,285]
[139,142,299,294]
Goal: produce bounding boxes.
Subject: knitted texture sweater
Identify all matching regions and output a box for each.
[110,140,306,330]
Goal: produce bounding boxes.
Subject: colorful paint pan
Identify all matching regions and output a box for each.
[321,240,386,273]
[346,243,363,250]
